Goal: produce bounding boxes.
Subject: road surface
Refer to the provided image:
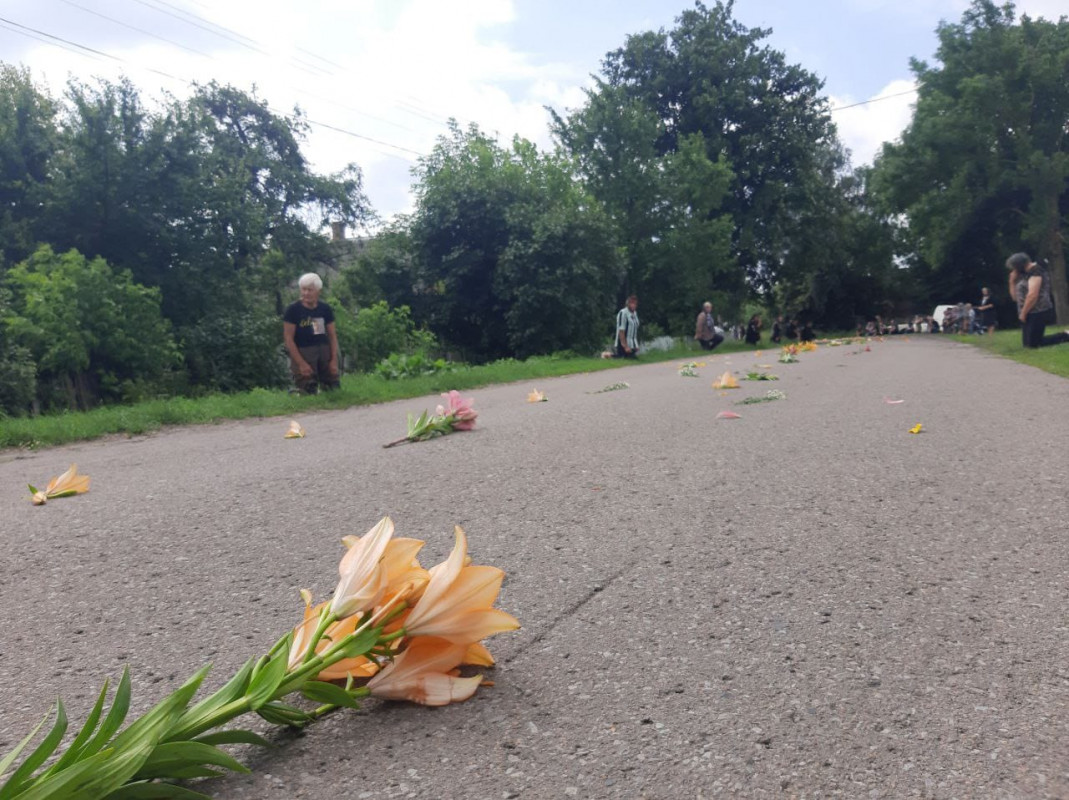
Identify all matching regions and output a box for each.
[1,337,1067,798]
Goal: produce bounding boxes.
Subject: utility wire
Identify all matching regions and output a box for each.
[119,0,446,130]
[54,1,425,136]
[58,0,212,58]
[0,15,179,81]
[128,0,460,128]
[0,15,421,160]
[130,0,331,77]
[830,86,918,113]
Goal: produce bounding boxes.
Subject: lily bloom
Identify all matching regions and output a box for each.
[330,517,395,619]
[712,372,739,389]
[437,390,478,430]
[288,592,381,679]
[403,526,519,645]
[340,534,430,606]
[29,463,90,505]
[526,389,547,403]
[463,641,496,667]
[366,637,483,706]
[284,420,306,438]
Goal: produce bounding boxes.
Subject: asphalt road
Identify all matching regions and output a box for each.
[1,336,1068,799]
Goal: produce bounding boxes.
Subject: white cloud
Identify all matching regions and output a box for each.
[830,79,918,167]
[9,0,581,220]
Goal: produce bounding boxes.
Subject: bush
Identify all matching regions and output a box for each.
[181,309,289,393]
[2,245,181,410]
[0,343,37,416]
[374,352,458,380]
[335,300,437,374]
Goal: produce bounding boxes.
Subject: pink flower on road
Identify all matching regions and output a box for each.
[437,390,478,430]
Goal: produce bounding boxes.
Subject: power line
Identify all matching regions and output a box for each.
[0,15,180,82]
[0,15,421,161]
[830,87,918,113]
[51,1,427,138]
[58,0,212,59]
[128,0,329,77]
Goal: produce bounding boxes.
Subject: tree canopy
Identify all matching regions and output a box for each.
[871,0,1069,321]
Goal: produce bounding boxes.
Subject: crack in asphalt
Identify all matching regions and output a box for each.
[503,565,629,665]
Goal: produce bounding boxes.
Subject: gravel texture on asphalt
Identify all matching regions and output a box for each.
[1,336,1068,799]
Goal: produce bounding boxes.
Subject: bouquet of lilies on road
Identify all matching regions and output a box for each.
[0,517,518,799]
[384,390,478,448]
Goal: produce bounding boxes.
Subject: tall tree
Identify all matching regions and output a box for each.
[553,0,838,326]
[872,1,1069,321]
[410,122,620,360]
[0,66,56,269]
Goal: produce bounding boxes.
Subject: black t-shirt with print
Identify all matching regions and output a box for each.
[284,301,335,347]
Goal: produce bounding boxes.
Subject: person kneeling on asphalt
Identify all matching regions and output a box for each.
[283,272,341,394]
[1007,252,1069,349]
[695,301,725,351]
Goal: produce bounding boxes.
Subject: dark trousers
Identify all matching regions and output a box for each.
[1021,312,1069,349]
[291,342,340,393]
[698,334,724,351]
[614,342,638,359]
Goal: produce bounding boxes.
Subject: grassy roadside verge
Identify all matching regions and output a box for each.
[0,339,769,450]
[950,328,1069,379]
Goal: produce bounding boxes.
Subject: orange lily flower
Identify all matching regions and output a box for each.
[330,517,395,618]
[711,371,739,389]
[29,463,90,505]
[341,535,430,606]
[287,592,380,679]
[527,389,547,403]
[366,637,483,706]
[463,641,496,667]
[403,526,519,645]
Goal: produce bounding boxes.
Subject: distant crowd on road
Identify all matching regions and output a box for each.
[600,249,1069,370]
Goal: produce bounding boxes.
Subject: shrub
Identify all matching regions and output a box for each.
[335,300,437,374]
[0,343,37,416]
[2,245,181,410]
[374,352,458,380]
[181,309,289,393]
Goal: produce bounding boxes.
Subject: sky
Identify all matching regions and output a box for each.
[1,0,1065,225]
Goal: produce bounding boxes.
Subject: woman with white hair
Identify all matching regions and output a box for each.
[282,272,340,393]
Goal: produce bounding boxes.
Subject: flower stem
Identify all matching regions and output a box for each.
[302,605,337,665]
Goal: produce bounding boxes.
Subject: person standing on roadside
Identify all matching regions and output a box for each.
[1007,252,1069,349]
[694,301,724,351]
[615,294,640,358]
[283,272,341,393]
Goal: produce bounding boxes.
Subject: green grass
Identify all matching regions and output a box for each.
[0,339,770,450]
[950,328,1069,378]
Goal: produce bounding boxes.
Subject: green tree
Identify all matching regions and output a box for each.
[0,65,57,269]
[872,1,1069,321]
[43,79,372,327]
[410,123,620,360]
[553,1,837,324]
[3,245,180,410]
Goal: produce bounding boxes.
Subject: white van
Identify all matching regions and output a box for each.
[932,305,954,326]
